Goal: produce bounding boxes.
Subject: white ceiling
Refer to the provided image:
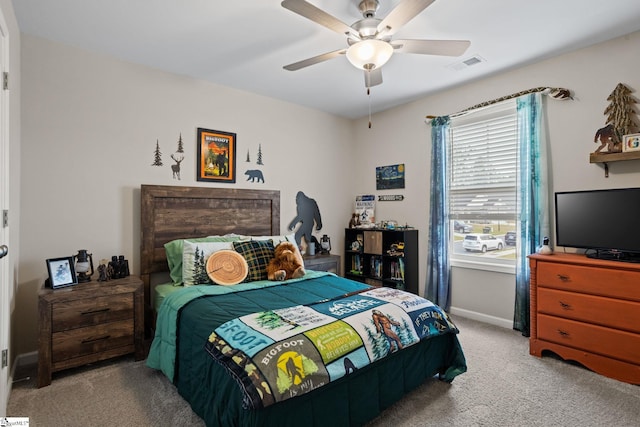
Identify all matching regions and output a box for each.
[12,0,640,119]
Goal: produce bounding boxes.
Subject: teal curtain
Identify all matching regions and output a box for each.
[514,93,549,336]
[426,116,451,310]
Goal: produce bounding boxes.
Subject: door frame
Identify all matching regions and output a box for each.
[0,5,11,416]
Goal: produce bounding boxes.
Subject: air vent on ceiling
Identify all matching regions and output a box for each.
[448,55,485,71]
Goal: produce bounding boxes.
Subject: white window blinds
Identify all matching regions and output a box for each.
[449,100,518,221]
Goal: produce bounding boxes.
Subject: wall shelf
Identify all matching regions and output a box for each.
[589,151,640,177]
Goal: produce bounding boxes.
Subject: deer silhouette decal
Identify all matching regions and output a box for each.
[171,154,184,180]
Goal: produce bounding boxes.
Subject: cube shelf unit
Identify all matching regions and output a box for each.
[344,228,418,295]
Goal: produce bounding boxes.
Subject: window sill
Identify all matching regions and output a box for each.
[451,258,515,274]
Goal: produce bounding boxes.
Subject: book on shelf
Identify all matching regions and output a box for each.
[350,254,362,275]
[370,256,382,278]
[389,259,405,281]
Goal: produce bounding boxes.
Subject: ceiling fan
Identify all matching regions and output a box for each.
[281,0,471,88]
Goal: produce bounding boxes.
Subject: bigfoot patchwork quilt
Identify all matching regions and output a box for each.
[204,286,459,409]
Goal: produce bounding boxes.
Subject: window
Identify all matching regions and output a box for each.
[448,100,518,273]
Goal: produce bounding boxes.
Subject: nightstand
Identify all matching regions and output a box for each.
[38,276,144,387]
[303,254,341,275]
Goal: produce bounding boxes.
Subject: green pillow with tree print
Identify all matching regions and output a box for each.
[182,241,234,286]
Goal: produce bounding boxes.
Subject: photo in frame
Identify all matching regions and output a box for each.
[622,133,640,152]
[46,256,78,289]
[197,128,237,183]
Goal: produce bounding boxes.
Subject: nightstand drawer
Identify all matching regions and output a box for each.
[52,293,134,332]
[303,254,340,274]
[537,288,640,333]
[51,319,134,363]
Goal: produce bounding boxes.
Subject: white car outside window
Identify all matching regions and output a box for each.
[462,233,504,253]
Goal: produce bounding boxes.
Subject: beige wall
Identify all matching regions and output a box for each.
[14,29,640,356]
[353,31,640,326]
[16,34,356,355]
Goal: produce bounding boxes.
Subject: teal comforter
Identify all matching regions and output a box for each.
[147,271,333,381]
[146,273,467,427]
[205,286,460,410]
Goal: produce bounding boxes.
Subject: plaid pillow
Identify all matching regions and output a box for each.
[233,239,275,282]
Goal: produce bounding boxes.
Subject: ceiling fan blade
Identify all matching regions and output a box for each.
[364,68,383,88]
[281,0,359,39]
[392,39,470,56]
[283,48,346,71]
[377,0,436,36]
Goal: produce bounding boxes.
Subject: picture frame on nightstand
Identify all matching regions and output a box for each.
[46,256,78,289]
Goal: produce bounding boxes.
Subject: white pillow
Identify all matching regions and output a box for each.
[182,240,234,286]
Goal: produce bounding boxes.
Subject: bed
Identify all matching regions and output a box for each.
[141,184,466,427]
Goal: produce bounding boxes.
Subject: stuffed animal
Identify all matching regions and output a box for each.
[267,241,306,281]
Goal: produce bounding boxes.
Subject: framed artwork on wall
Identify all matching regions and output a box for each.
[197,128,237,183]
[376,164,405,190]
[46,256,78,289]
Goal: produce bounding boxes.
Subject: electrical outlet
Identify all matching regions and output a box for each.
[1,349,7,368]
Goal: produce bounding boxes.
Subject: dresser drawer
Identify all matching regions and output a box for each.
[536,262,640,301]
[537,314,640,364]
[537,288,640,333]
[51,318,134,363]
[52,293,134,332]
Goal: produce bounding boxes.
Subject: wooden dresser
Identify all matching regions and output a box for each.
[38,276,144,387]
[529,253,640,384]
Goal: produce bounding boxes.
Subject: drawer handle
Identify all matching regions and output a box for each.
[557,329,570,337]
[557,274,570,282]
[81,308,110,315]
[82,335,111,344]
[559,301,572,310]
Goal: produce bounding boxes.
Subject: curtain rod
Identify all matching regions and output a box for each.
[425,86,572,120]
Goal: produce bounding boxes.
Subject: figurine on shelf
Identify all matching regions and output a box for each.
[97,259,109,281]
[593,124,622,153]
[349,213,360,228]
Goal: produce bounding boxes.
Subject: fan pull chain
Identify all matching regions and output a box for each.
[366,69,372,128]
[368,87,372,128]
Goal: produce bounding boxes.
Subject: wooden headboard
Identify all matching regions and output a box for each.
[139,185,280,325]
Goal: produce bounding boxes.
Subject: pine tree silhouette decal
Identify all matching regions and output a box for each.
[256,144,264,165]
[176,133,185,153]
[246,149,251,162]
[151,140,163,166]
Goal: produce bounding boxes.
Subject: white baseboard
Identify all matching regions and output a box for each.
[450,307,513,329]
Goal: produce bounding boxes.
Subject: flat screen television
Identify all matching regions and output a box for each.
[555,187,640,262]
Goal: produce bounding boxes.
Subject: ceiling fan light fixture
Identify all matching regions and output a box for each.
[346,39,393,70]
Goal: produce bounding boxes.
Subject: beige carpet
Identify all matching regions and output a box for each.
[7,316,640,426]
